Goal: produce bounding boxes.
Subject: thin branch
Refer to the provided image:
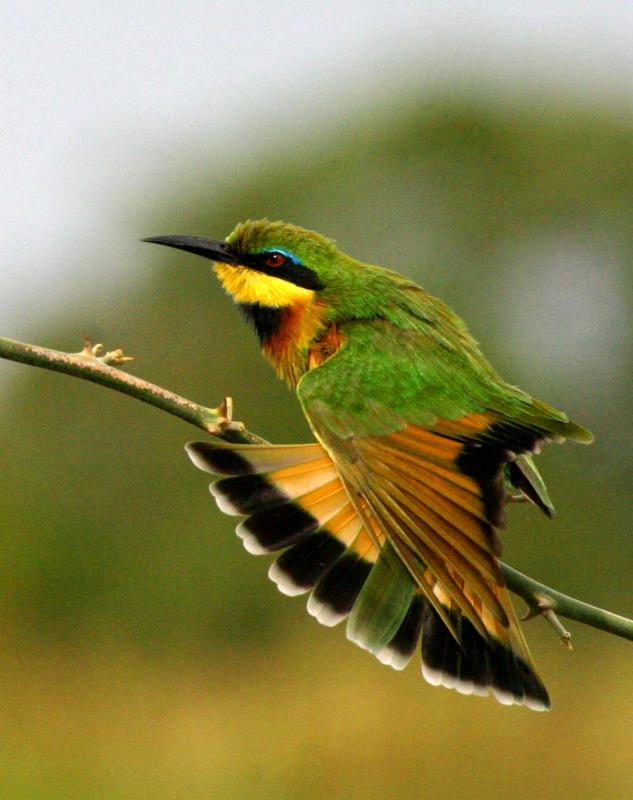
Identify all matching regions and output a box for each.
[1,334,631,644]
[0,335,264,444]
[503,563,633,643]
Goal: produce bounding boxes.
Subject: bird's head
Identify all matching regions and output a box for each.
[144,219,339,310]
[144,219,426,384]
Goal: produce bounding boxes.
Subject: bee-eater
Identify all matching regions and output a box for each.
[144,220,593,710]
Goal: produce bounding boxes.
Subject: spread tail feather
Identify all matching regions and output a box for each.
[420,601,550,710]
[186,439,380,625]
[186,439,550,710]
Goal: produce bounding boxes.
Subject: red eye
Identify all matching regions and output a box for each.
[265,252,286,268]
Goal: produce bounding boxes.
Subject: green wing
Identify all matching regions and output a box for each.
[295,316,592,708]
[298,317,593,443]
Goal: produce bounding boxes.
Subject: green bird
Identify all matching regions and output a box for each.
[144,220,593,710]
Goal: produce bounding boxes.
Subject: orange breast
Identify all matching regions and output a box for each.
[262,301,342,387]
[308,324,344,370]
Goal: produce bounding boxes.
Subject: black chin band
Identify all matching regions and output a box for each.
[238,303,286,343]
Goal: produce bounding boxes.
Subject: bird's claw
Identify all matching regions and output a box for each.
[521,593,573,650]
[78,336,135,366]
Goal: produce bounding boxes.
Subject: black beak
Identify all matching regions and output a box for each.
[142,235,239,265]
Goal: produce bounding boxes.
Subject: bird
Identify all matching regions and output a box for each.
[144,220,593,710]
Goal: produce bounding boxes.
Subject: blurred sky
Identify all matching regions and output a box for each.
[2,0,633,337]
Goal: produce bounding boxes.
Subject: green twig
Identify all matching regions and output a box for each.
[503,563,633,643]
[1,334,631,644]
[0,335,264,444]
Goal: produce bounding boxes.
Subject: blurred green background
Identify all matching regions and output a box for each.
[2,7,633,799]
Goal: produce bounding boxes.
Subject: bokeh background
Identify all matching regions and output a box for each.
[2,3,632,799]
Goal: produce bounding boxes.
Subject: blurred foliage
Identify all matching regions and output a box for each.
[1,89,632,799]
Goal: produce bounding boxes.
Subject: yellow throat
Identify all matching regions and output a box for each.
[214,263,315,307]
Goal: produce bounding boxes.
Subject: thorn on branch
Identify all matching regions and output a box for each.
[78,336,135,367]
[507,493,529,504]
[206,396,246,436]
[521,592,574,650]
